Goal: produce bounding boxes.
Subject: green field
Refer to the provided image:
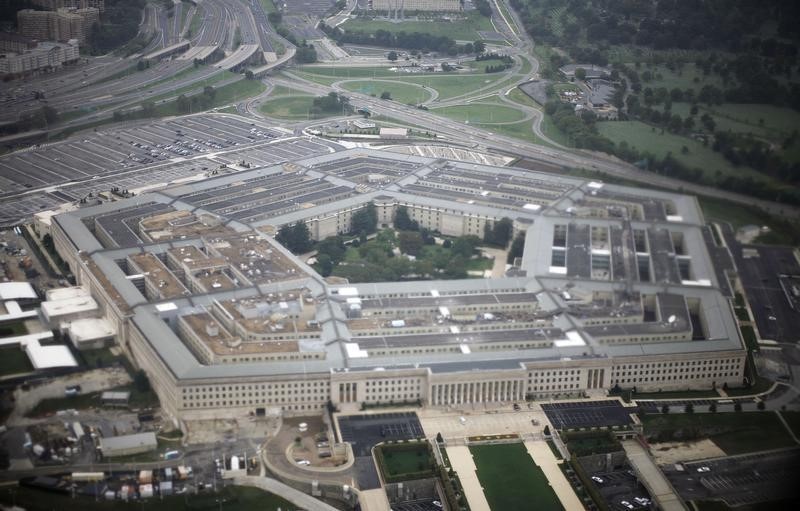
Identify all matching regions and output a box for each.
[431,103,527,124]
[596,120,777,183]
[259,96,319,119]
[28,384,160,417]
[640,63,726,93]
[641,412,795,455]
[341,12,497,41]
[467,57,515,73]
[293,67,509,100]
[376,442,435,482]
[470,443,563,511]
[0,485,293,511]
[341,80,432,104]
[0,346,33,377]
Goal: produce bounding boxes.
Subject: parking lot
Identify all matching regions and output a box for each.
[664,448,800,507]
[722,224,800,343]
[336,412,423,490]
[0,114,339,226]
[584,464,653,511]
[542,400,637,430]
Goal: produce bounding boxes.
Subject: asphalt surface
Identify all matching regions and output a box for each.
[722,223,800,343]
[337,412,424,490]
[663,448,800,507]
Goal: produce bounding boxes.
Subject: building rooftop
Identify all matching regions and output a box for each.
[51,148,742,380]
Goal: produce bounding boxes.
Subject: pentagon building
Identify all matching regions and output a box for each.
[49,148,745,424]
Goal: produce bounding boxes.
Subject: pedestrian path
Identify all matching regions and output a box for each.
[445,445,491,511]
[524,440,583,510]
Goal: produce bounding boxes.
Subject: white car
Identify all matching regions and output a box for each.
[296,459,310,466]
[591,476,604,484]
[696,466,711,473]
[620,501,634,510]
[634,497,651,506]
[432,502,442,509]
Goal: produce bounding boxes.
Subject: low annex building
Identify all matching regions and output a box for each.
[48,148,746,427]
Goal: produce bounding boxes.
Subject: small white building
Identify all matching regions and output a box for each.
[61,317,116,350]
[379,127,408,139]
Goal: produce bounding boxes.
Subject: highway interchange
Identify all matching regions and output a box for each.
[0,0,798,225]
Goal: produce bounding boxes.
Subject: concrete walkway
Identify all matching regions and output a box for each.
[446,445,491,511]
[233,475,340,511]
[621,440,688,511]
[358,488,392,511]
[524,441,583,510]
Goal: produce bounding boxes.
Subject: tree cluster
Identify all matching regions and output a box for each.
[311,92,351,116]
[482,217,514,248]
[88,0,147,55]
[175,85,217,114]
[474,0,492,17]
[276,221,314,254]
[320,23,483,55]
[351,202,378,237]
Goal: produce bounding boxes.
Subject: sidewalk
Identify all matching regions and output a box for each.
[524,440,583,511]
[445,445,491,511]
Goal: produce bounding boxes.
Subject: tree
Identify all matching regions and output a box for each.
[452,236,478,259]
[757,400,765,410]
[398,231,423,256]
[709,402,717,413]
[661,404,670,414]
[394,206,419,231]
[734,402,742,412]
[543,425,550,436]
[316,253,334,276]
[380,91,392,100]
[316,236,347,264]
[276,221,313,254]
[387,50,398,61]
[575,67,587,81]
[134,369,151,393]
[436,432,444,443]
[684,403,694,414]
[506,232,526,263]
[484,217,514,247]
[351,202,378,236]
[473,40,485,54]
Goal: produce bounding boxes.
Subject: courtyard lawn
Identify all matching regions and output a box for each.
[0,346,33,377]
[470,443,563,511]
[259,96,320,120]
[340,12,497,41]
[376,442,435,482]
[341,80,432,104]
[431,103,527,124]
[641,411,795,455]
[596,120,780,184]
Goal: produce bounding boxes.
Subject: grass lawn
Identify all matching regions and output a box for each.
[293,67,508,100]
[697,195,800,246]
[341,12,496,41]
[0,346,33,377]
[639,63,726,93]
[724,375,773,397]
[641,411,794,455]
[779,411,800,438]
[259,0,276,13]
[507,87,540,108]
[467,58,514,73]
[377,442,434,481]
[259,96,319,119]
[0,321,27,337]
[0,485,293,511]
[431,103,527,124]
[596,120,781,184]
[28,384,159,417]
[341,80,432,104]
[187,4,203,38]
[740,325,758,351]
[470,443,563,511]
[152,79,266,117]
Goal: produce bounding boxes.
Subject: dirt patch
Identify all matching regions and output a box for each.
[650,438,725,465]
